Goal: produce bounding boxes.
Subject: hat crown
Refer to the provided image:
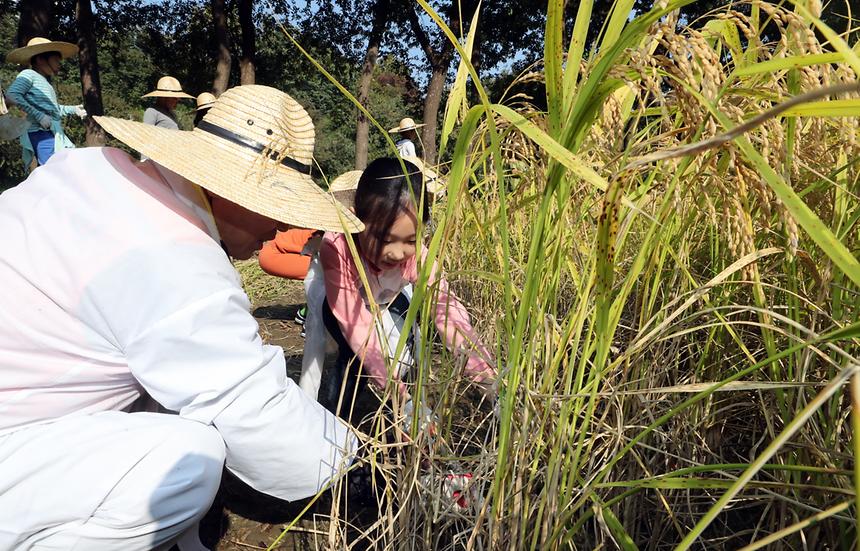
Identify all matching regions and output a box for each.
[196,92,216,108]
[199,85,315,165]
[155,76,184,92]
[400,117,416,127]
[26,37,52,47]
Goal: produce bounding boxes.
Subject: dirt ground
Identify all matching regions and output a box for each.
[193,280,490,550]
[197,282,342,551]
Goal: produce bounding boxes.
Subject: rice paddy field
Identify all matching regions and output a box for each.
[223,0,860,549]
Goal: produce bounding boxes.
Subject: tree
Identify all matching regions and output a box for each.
[354,0,389,169]
[238,0,255,84]
[16,0,52,46]
[211,0,231,94]
[75,0,104,145]
[406,0,479,165]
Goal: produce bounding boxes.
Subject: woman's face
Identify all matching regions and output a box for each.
[34,53,61,76]
[359,208,418,271]
[160,97,180,111]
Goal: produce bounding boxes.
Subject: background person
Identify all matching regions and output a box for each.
[4,37,86,170]
[388,117,423,158]
[0,85,363,551]
[142,75,192,130]
[194,91,216,127]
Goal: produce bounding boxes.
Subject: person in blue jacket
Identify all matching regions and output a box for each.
[5,37,86,170]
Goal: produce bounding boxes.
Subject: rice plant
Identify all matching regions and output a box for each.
[273,0,860,548]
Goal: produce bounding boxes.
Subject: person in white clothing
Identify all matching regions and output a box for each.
[0,85,364,551]
[388,116,423,158]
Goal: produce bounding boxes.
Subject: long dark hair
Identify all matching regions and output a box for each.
[354,157,431,263]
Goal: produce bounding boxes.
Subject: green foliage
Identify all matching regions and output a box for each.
[0,0,421,187]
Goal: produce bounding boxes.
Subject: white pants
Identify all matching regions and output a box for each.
[0,411,226,550]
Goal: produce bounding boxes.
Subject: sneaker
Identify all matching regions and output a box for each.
[294,305,307,326]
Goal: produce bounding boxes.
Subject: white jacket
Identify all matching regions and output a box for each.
[0,147,354,501]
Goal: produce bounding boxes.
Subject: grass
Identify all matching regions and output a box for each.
[266,0,860,548]
[235,258,298,305]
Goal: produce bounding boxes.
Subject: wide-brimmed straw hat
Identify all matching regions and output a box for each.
[95,85,363,233]
[388,117,424,134]
[6,37,79,65]
[0,114,30,141]
[142,76,194,99]
[196,92,217,111]
[401,155,444,194]
[328,170,362,207]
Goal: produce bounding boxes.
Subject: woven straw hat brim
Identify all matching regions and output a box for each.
[142,90,194,99]
[196,102,216,111]
[6,41,78,65]
[0,114,30,141]
[329,170,362,192]
[401,155,445,194]
[388,122,425,133]
[94,115,363,233]
[329,170,362,211]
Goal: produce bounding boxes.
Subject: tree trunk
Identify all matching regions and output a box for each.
[406,0,476,165]
[211,0,231,94]
[354,0,388,170]
[75,0,105,146]
[238,0,255,85]
[420,64,447,165]
[17,0,53,46]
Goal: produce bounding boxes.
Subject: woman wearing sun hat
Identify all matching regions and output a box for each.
[388,116,424,157]
[142,75,193,130]
[0,85,362,550]
[194,91,217,127]
[4,37,86,169]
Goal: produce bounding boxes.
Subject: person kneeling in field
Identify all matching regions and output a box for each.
[0,85,362,551]
[316,157,495,420]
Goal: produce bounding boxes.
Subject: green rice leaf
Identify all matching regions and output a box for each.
[598,504,639,551]
[563,0,594,105]
[780,99,860,118]
[545,0,564,136]
[732,52,847,77]
[439,2,481,157]
[599,0,637,54]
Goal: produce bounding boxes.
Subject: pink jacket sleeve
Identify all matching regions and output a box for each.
[319,234,407,396]
[411,248,495,383]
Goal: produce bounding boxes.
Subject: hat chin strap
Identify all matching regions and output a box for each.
[197,120,315,176]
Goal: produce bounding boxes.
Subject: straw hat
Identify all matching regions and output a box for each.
[95,85,363,233]
[6,37,79,65]
[328,170,362,207]
[0,114,30,141]
[388,117,424,134]
[401,155,444,194]
[196,92,217,111]
[142,76,194,99]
